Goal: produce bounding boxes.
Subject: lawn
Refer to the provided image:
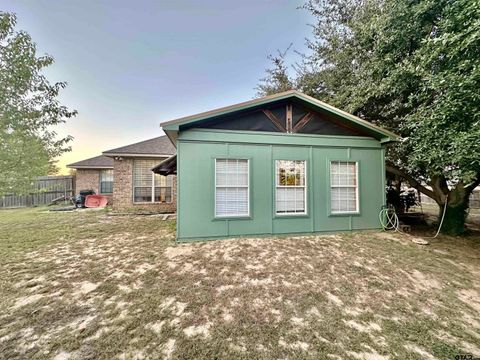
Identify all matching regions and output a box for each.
[0,208,479,360]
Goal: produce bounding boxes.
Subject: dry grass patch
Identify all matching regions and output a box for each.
[0,207,479,359]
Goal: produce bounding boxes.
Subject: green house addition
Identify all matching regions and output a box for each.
[158,90,398,242]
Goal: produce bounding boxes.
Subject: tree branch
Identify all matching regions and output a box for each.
[430,175,449,198]
[465,173,480,193]
[386,165,438,202]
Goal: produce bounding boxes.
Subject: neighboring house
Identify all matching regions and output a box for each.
[68,136,176,212]
[158,90,398,241]
[66,155,114,201]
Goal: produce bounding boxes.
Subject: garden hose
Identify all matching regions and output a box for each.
[379,194,448,239]
[379,207,399,231]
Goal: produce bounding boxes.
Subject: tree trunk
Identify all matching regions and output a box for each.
[438,201,468,235]
[437,185,470,236]
[385,165,479,236]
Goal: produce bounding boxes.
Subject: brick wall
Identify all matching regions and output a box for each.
[75,169,113,204]
[112,157,176,213]
[75,169,100,194]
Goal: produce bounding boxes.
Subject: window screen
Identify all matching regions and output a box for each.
[133,159,173,203]
[215,159,249,217]
[276,160,306,214]
[330,161,358,213]
[100,169,113,194]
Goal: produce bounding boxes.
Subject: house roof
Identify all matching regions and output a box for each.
[152,155,177,176]
[102,135,176,158]
[67,155,114,169]
[161,90,399,144]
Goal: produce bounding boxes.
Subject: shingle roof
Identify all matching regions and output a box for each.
[67,155,114,169]
[102,135,175,157]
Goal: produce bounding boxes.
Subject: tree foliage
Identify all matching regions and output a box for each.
[257,0,480,234]
[0,12,76,194]
[256,44,295,97]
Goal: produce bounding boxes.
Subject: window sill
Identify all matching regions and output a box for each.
[274,213,309,219]
[212,216,252,221]
[133,202,173,205]
[329,212,360,217]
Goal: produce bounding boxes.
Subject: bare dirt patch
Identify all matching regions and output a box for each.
[11,294,44,309]
[1,209,479,359]
[72,281,99,297]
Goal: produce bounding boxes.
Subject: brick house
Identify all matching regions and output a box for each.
[66,155,114,202]
[67,136,176,212]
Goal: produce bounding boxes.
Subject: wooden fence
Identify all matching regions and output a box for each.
[420,190,480,208]
[0,176,75,208]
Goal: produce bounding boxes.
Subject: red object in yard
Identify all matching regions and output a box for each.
[84,195,108,208]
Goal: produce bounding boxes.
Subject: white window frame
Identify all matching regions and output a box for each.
[275,160,307,216]
[330,161,359,214]
[154,173,173,203]
[99,169,114,195]
[214,158,250,218]
[132,160,173,204]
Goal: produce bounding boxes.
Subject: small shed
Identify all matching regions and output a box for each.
[159,90,398,241]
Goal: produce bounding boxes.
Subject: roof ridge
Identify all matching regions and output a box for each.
[66,154,114,169]
[103,135,169,154]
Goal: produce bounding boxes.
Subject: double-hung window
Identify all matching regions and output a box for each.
[100,169,113,194]
[215,159,249,217]
[275,160,306,215]
[330,161,358,213]
[133,159,173,203]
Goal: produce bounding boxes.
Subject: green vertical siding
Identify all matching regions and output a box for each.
[177,129,385,241]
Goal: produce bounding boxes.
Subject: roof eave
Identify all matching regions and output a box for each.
[292,92,400,141]
[66,165,114,169]
[161,129,178,147]
[160,90,297,129]
[160,90,400,142]
[102,152,173,158]
[152,154,177,175]
[380,136,401,144]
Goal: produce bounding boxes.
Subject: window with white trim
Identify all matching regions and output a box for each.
[215,159,249,217]
[133,159,173,203]
[330,161,358,213]
[100,169,113,194]
[275,160,306,214]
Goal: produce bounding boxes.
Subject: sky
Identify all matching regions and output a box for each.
[3,0,313,174]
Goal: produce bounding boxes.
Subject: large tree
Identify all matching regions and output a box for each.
[258,0,480,235]
[256,45,295,97]
[0,12,76,195]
